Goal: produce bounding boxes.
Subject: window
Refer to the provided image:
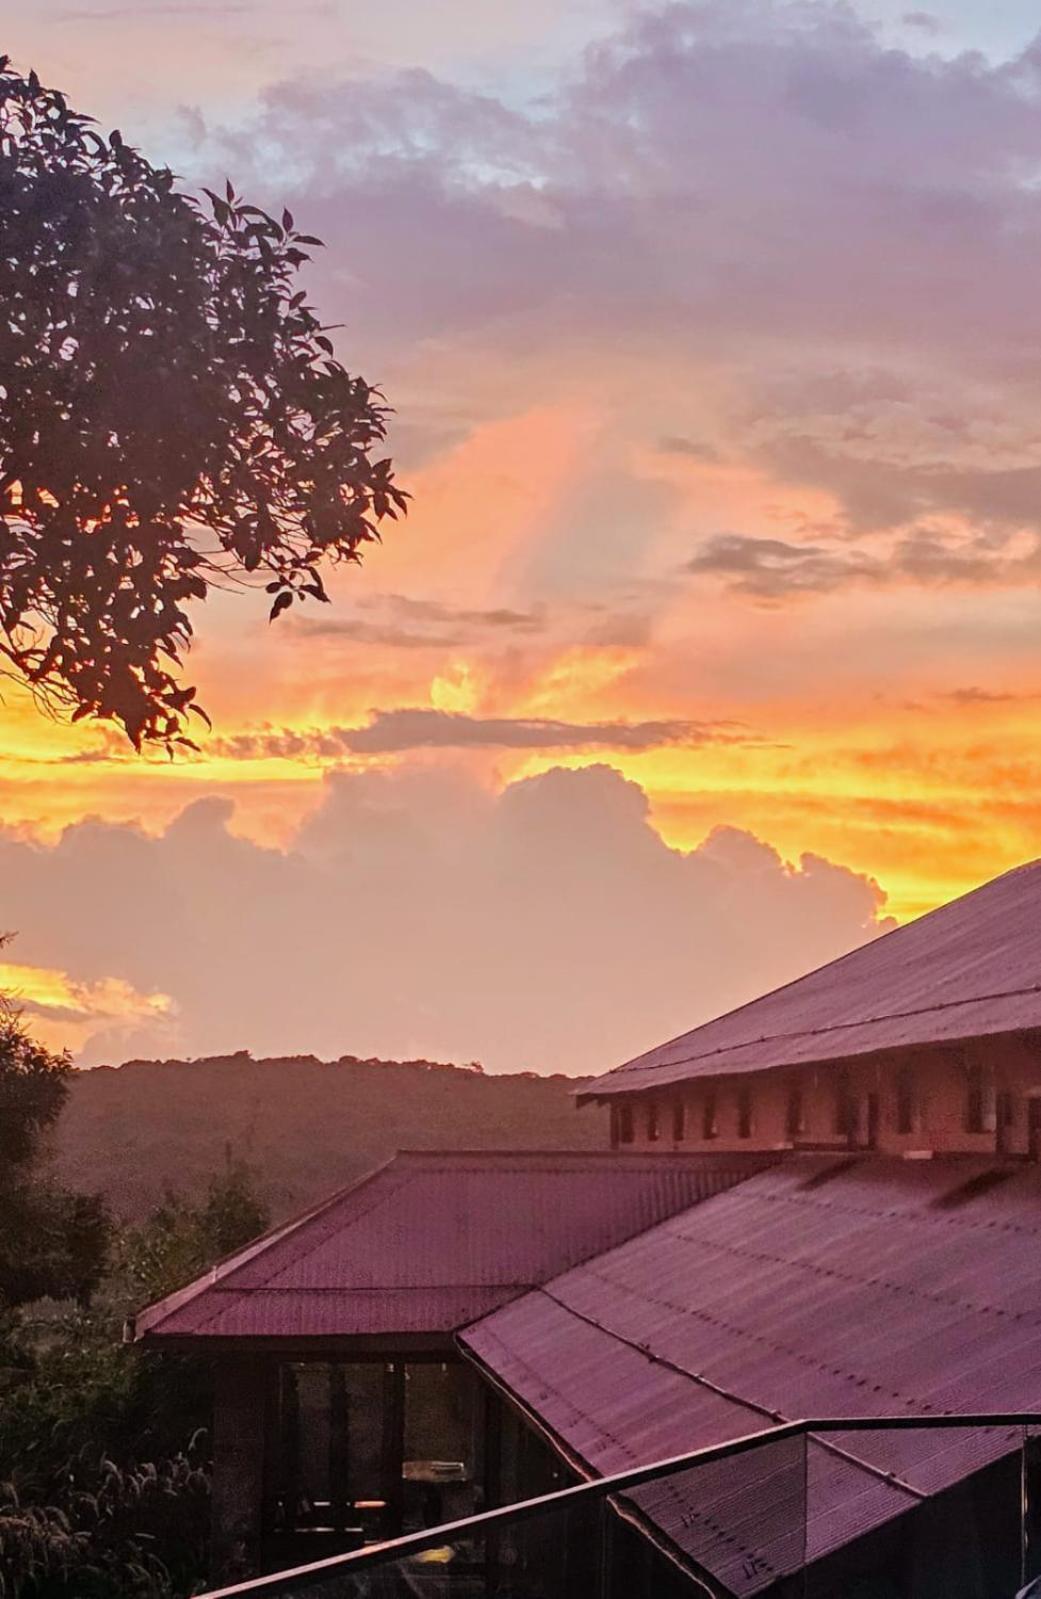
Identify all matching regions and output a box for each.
[896,1065,915,1135]
[785,1086,805,1140]
[737,1086,753,1139]
[671,1098,686,1143]
[965,1065,996,1134]
[647,1100,660,1142]
[618,1103,634,1145]
[702,1092,719,1141]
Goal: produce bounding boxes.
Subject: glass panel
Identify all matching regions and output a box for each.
[1024,1423,1041,1593]
[623,1429,807,1597]
[403,1362,479,1531]
[271,1501,587,1599]
[801,1424,1029,1599]
[214,1419,1041,1599]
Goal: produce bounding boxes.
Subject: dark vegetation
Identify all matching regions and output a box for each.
[0,990,272,1596]
[0,60,404,750]
[50,1052,602,1221]
[0,1010,269,1597]
[4,1043,599,1595]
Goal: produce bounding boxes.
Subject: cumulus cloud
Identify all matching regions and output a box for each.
[0,958,172,1055]
[0,765,890,1072]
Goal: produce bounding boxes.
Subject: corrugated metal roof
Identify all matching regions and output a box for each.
[461,1155,1041,1594]
[135,1150,767,1342]
[582,857,1041,1097]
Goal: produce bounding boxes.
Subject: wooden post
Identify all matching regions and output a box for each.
[480,1386,503,1588]
[328,1364,350,1531]
[211,1355,270,1582]
[380,1360,406,1536]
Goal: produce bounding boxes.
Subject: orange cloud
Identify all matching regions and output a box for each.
[0,959,173,1056]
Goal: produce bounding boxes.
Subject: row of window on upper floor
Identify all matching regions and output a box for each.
[609,1063,1024,1147]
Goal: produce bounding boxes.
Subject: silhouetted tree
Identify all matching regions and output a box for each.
[0,60,406,749]
[117,1160,269,1308]
[0,1007,108,1308]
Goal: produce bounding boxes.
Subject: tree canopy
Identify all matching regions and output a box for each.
[0,60,406,750]
[0,1005,108,1308]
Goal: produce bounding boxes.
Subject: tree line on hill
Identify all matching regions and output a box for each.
[48,1051,603,1222]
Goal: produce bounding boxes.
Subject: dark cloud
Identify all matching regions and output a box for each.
[341,708,733,752]
[940,687,1026,706]
[295,595,546,651]
[686,534,880,598]
[656,436,720,462]
[687,528,1041,599]
[211,708,742,759]
[0,766,888,1071]
[901,12,942,34]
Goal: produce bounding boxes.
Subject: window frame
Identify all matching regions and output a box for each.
[895,1065,916,1136]
[737,1085,754,1140]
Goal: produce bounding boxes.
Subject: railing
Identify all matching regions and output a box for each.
[198,1414,1041,1599]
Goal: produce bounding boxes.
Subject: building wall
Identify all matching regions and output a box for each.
[608,1033,1041,1158]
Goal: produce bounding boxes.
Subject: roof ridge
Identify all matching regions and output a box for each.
[582,856,1041,1095]
[592,979,1041,1083]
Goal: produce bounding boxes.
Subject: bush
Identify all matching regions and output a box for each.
[0,1164,270,1597]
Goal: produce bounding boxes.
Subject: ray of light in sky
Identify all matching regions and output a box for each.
[4,0,1041,1067]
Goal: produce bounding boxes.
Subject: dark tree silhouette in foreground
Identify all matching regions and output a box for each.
[0,992,108,1309]
[0,61,406,749]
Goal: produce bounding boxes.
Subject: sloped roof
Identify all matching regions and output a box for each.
[460,1155,1041,1595]
[133,1149,767,1342]
[581,857,1041,1098]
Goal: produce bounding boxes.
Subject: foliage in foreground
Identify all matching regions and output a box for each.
[0,1165,270,1597]
[0,59,406,749]
[0,1005,107,1311]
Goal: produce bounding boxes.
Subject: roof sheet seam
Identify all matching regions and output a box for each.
[555,1265,941,1418]
[533,1286,925,1509]
[754,1185,1041,1244]
[666,1222,1023,1324]
[464,1314,790,1585]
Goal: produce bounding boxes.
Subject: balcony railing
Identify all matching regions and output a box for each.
[198,1413,1041,1599]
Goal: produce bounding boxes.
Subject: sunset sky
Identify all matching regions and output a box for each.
[5,0,1041,1070]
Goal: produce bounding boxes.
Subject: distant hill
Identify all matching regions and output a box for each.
[48,1052,607,1221]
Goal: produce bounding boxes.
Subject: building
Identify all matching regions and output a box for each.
[134,1150,765,1577]
[581,857,1041,1160]
[134,860,1041,1597]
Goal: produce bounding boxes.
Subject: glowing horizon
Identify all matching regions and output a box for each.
[5,1,1041,1066]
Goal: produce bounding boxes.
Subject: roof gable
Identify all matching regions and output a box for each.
[134,1150,766,1342]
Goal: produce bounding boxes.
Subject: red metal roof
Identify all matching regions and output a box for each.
[461,1155,1041,1593]
[134,1150,767,1342]
[582,857,1041,1098]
